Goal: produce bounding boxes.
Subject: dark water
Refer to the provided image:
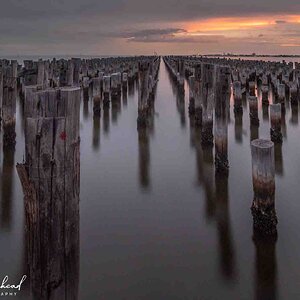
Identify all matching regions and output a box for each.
[1,59,300,299]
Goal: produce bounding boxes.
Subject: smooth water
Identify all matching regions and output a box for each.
[1,59,300,299]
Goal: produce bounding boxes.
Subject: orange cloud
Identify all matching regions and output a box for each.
[184,15,300,33]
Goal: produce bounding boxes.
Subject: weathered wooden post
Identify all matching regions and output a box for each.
[251,139,277,236]
[201,63,215,146]
[122,72,128,91]
[0,67,3,121]
[2,62,17,148]
[194,64,202,127]
[111,73,121,98]
[0,148,15,229]
[37,59,45,86]
[188,75,195,115]
[270,103,282,143]
[72,58,81,86]
[17,87,80,299]
[261,85,269,105]
[215,66,231,176]
[91,76,99,95]
[67,59,74,86]
[82,76,90,102]
[137,61,149,128]
[277,83,285,110]
[103,75,111,108]
[248,96,259,126]
[176,59,185,91]
[290,81,298,106]
[249,81,256,96]
[233,81,243,114]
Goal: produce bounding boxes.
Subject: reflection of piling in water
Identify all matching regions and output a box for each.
[103,107,110,135]
[0,148,15,229]
[281,109,287,139]
[138,127,151,190]
[93,95,101,117]
[111,95,121,124]
[190,120,215,219]
[201,63,215,146]
[290,102,298,125]
[262,104,269,121]
[17,87,80,300]
[176,88,186,128]
[215,66,231,176]
[274,143,284,176]
[234,111,243,143]
[253,232,277,300]
[270,104,282,144]
[93,115,100,151]
[215,175,236,280]
[122,87,128,107]
[251,139,277,237]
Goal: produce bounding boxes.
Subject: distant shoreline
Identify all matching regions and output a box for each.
[203,54,300,58]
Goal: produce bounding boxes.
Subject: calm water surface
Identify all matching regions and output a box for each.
[1,58,300,299]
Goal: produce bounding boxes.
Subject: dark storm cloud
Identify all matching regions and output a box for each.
[275,20,287,24]
[1,0,300,22]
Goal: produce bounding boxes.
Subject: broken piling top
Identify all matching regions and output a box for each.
[251,139,275,192]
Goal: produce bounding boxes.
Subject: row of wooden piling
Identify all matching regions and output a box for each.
[1,55,161,299]
[164,55,287,238]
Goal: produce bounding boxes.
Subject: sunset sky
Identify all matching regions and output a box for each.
[1,0,300,55]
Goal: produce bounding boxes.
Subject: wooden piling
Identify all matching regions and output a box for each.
[137,61,150,128]
[103,75,111,108]
[215,66,231,175]
[270,103,282,143]
[251,139,277,236]
[194,64,202,127]
[2,62,17,148]
[188,75,195,115]
[248,96,260,126]
[17,86,80,299]
[201,63,215,146]
[233,81,243,114]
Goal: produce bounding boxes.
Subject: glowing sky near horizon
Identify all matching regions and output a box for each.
[1,0,300,55]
